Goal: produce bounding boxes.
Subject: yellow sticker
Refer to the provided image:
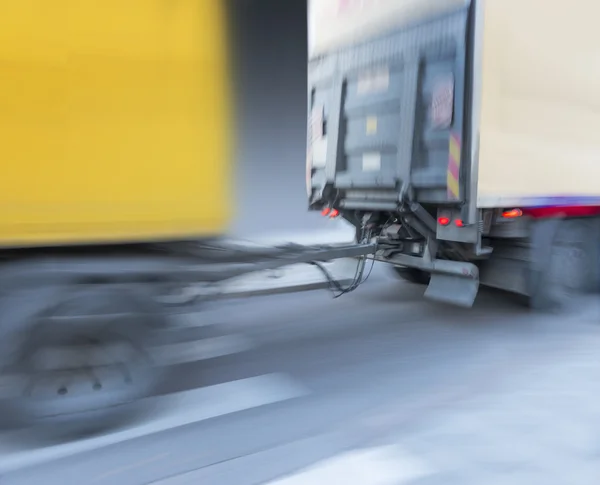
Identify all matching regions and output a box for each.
[366,116,377,135]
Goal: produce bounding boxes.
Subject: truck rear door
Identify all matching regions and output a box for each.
[307,0,472,212]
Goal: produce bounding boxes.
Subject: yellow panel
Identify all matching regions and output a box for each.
[0,0,232,246]
[477,0,600,207]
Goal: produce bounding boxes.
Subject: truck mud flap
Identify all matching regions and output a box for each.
[386,253,479,307]
[425,270,479,308]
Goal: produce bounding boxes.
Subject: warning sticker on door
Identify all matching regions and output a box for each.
[430,74,455,130]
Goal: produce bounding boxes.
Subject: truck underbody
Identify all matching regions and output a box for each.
[367,207,600,308]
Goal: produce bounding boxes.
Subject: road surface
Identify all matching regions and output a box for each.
[1,266,599,484]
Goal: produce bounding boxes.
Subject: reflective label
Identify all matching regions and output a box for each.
[310,105,324,141]
[366,116,378,135]
[357,67,389,95]
[312,138,328,168]
[362,152,381,171]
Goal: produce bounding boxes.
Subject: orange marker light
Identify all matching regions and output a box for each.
[502,208,523,219]
[438,216,450,226]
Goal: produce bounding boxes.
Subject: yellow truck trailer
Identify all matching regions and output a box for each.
[0,1,373,436]
[0,0,232,246]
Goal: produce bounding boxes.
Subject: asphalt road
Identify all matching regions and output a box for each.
[1,266,599,484]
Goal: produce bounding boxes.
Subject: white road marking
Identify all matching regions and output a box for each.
[0,373,310,475]
[151,335,255,365]
[264,446,434,485]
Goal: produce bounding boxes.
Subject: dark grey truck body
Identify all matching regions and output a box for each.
[307,5,472,211]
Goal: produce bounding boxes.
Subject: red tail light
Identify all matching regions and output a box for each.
[329,209,340,218]
[321,208,331,216]
[438,216,450,226]
[502,208,523,219]
[454,219,464,227]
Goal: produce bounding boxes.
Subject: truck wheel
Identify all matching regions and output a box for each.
[392,266,431,285]
[528,217,599,311]
[0,286,166,438]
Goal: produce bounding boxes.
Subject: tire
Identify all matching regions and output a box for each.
[528,217,599,312]
[392,266,431,285]
[0,286,166,438]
